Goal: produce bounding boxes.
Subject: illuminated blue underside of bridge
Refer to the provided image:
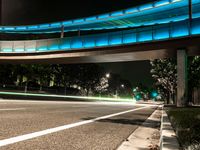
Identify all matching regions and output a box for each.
[1,0,200,34]
[1,18,200,53]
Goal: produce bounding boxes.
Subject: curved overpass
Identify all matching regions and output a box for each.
[0,18,200,59]
[1,0,200,34]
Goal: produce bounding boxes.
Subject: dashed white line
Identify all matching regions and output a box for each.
[0,105,153,147]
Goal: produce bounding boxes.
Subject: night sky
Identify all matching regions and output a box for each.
[1,0,155,25]
[1,0,155,87]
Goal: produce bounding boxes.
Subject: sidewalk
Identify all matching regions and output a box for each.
[117,105,180,150]
[117,106,162,150]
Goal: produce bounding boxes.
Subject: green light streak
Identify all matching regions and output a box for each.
[0,91,135,102]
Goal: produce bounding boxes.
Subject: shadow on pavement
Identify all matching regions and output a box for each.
[82,117,160,128]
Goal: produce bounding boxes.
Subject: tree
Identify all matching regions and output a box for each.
[107,73,121,96]
[14,64,29,86]
[150,59,177,104]
[188,56,200,102]
[0,64,16,85]
[76,64,104,96]
[150,57,200,105]
[51,64,105,96]
[95,77,109,95]
[50,64,63,87]
[59,64,81,95]
[36,65,52,91]
[106,73,132,98]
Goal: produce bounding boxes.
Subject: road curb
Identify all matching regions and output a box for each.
[160,108,180,150]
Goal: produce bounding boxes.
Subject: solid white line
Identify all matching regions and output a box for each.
[0,106,152,147]
[0,108,26,111]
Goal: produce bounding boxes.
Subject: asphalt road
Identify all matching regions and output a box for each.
[0,99,157,150]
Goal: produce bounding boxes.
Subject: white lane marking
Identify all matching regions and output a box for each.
[0,108,26,111]
[0,106,153,147]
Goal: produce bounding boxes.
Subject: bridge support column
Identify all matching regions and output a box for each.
[177,49,188,107]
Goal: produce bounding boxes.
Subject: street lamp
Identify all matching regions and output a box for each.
[121,84,125,88]
[106,73,110,78]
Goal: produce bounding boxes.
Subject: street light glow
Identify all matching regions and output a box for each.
[106,73,110,78]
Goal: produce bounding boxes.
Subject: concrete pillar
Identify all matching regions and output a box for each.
[177,49,188,107]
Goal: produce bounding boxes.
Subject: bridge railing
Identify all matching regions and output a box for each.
[0,18,200,53]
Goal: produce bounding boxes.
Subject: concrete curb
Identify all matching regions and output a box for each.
[117,106,161,150]
[160,108,180,150]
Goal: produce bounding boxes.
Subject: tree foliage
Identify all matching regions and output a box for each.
[151,57,200,104]
[150,58,177,103]
[0,64,132,97]
[188,56,200,88]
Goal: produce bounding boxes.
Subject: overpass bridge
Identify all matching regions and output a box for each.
[0,0,200,107]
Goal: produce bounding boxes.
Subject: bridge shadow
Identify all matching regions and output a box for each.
[82,117,160,129]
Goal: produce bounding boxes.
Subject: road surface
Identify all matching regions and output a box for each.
[0,99,157,150]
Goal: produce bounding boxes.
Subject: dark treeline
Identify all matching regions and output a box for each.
[0,64,132,98]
